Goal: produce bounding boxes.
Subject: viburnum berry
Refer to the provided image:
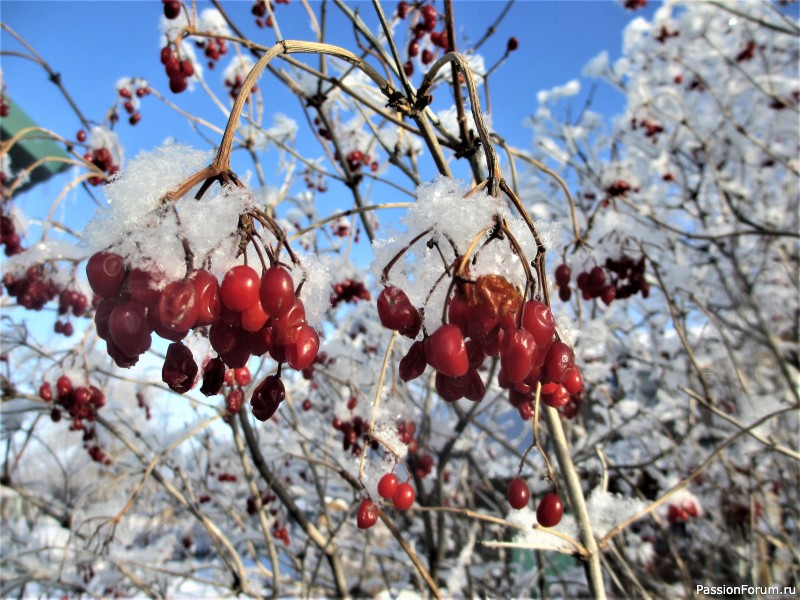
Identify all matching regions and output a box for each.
[162,342,198,394]
[507,477,530,510]
[500,329,536,384]
[536,493,564,527]
[541,383,570,408]
[191,270,222,326]
[554,264,571,287]
[221,265,261,312]
[521,300,556,346]
[377,473,399,499]
[285,324,319,371]
[562,367,583,395]
[543,341,574,384]
[108,301,152,358]
[162,0,181,19]
[260,266,295,317]
[425,324,469,377]
[250,375,285,421]
[398,340,427,382]
[39,381,53,402]
[357,498,379,529]
[392,482,415,510]
[86,251,125,298]
[377,286,421,338]
[200,356,226,396]
[159,279,199,332]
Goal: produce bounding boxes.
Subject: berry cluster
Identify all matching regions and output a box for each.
[555,255,648,305]
[332,411,378,457]
[84,146,120,185]
[251,0,290,29]
[0,214,22,256]
[3,264,89,336]
[667,497,701,525]
[40,374,111,464]
[0,93,9,118]
[506,477,564,527]
[379,274,583,410]
[86,252,318,422]
[329,278,370,308]
[223,72,257,100]
[397,2,451,76]
[302,167,328,193]
[160,45,196,94]
[357,473,416,529]
[195,37,228,70]
[116,78,150,126]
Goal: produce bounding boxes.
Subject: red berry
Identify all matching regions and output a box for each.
[398,340,427,382]
[260,266,295,317]
[86,251,125,298]
[250,375,285,421]
[273,298,307,345]
[507,477,530,510]
[562,367,583,395]
[76,130,87,143]
[543,341,574,384]
[357,498,379,529]
[377,473,399,499]
[541,383,570,408]
[39,382,53,402]
[536,493,564,527]
[500,329,536,384]
[425,324,469,377]
[200,356,226,397]
[191,270,221,326]
[221,265,261,312]
[506,37,519,52]
[163,0,181,19]
[159,279,199,332]
[521,300,555,346]
[241,300,269,332]
[233,366,251,387]
[392,482,415,510]
[108,301,151,358]
[285,324,319,371]
[162,342,198,394]
[554,264,571,287]
[377,287,421,338]
[421,49,434,65]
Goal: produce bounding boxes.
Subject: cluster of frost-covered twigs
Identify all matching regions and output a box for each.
[1,1,798,598]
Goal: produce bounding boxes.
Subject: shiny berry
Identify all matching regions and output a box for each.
[221,265,261,312]
[536,493,564,527]
[507,477,530,510]
[392,482,415,510]
[357,498,379,529]
[377,473,399,499]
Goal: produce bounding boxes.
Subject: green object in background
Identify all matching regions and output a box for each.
[0,96,72,194]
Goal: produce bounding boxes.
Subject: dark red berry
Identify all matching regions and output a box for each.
[507,477,530,510]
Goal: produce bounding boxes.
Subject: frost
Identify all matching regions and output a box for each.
[583,51,610,78]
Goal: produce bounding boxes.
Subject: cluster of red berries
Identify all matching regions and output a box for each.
[394,419,434,479]
[379,273,583,412]
[667,497,700,525]
[251,0,290,29]
[84,146,120,186]
[507,477,564,527]
[0,93,9,118]
[1,214,23,256]
[223,73,257,100]
[397,2,450,75]
[332,411,379,457]
[39,375,111,463]
[195,37,228,70]
[302,168,328,193]
[3,265,90,335]
[605,179,638,199]
[117,79,150,126]
[343,150,379,174]
[160,45,196,94]
[86,251,318,422]
[555,256,648,305]
[330,278,371,308]
[357,472,416,529]
[630,116,664,143]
